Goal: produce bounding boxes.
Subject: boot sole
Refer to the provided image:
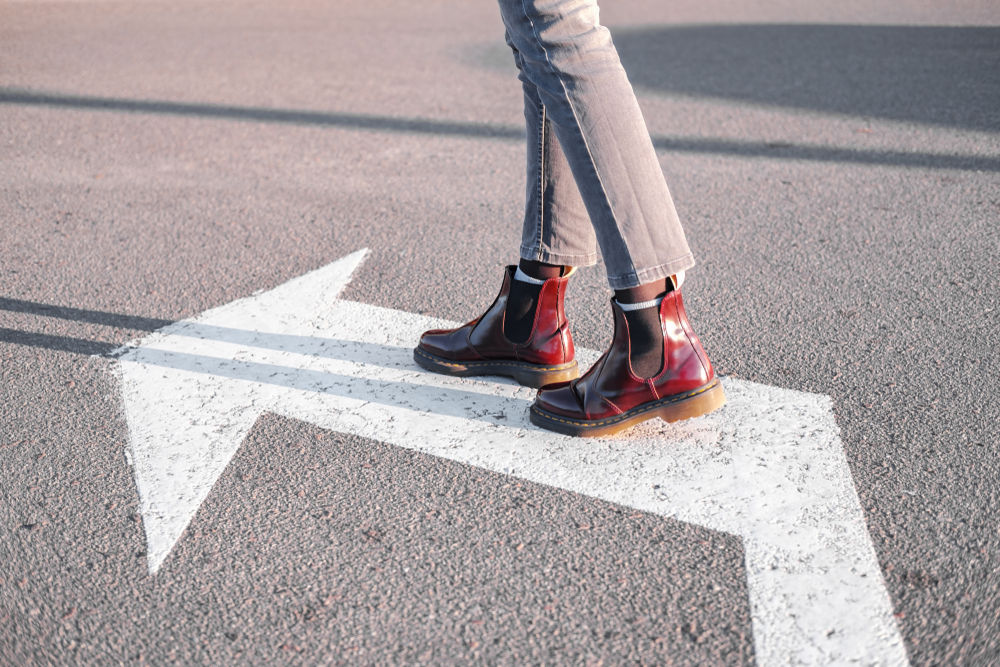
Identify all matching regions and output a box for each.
[529,379,726,438]
[413,347,579,389]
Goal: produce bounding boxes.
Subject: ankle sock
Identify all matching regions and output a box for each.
[617,296,663,311]
[505,268,546,344]
[513,267,545,285]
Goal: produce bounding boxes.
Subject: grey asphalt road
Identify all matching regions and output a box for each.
[1,0,998,665]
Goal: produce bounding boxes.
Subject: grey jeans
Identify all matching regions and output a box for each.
[499,0,695,289]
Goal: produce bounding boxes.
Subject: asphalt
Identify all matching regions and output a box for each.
[1,0,998,665]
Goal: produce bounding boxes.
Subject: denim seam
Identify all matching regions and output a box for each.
[535,103,546,259]
[514,0,632,277]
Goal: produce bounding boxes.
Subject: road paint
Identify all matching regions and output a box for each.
[115,249,908,667]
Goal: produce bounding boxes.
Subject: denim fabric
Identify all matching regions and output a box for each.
[499,0,695,289]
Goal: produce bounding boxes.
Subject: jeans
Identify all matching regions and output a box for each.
[498,0,695,290]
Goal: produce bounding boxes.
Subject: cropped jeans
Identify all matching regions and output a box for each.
[498,0,695,289]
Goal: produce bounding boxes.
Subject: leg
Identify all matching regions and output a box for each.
[413,30,598,387]
[507,31,597,269]
[496,0,725,434]
[497,0,694,289]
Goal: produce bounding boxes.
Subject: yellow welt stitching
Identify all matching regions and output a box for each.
[532,382,717,427]
[416,348,575,372]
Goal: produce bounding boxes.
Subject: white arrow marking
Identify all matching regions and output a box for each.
[115,249,908,666]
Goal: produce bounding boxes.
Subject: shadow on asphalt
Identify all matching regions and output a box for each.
[0,297,529,426]
[2,86,998,172]
[0,297,174,355]
[0,297,171,332]
[611,24,1000,132]
[0,89,523,141]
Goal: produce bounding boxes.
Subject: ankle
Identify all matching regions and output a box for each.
[614,277,672,305]
[519,258,566,281]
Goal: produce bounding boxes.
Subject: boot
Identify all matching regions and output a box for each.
[414,266,579,388]
[530,288,725,437]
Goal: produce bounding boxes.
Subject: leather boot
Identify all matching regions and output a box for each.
[530,288,725,437]
[414,266,579,388]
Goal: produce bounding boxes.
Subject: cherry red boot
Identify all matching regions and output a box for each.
[414,266,579,388]
[530,289,725,437]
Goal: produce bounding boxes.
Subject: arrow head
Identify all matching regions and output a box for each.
[118,249,369,573]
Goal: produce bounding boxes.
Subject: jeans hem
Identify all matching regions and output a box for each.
[606,254,696,290]
[519,245,598,268]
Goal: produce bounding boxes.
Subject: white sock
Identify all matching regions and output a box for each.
[513,267,546,285]
[617,296,664,311]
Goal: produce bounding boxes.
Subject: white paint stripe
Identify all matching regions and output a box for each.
[115,249,908,667]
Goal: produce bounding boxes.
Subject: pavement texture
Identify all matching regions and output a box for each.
[1,0,999,665]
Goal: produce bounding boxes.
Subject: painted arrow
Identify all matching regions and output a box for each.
[115,249,908,667]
